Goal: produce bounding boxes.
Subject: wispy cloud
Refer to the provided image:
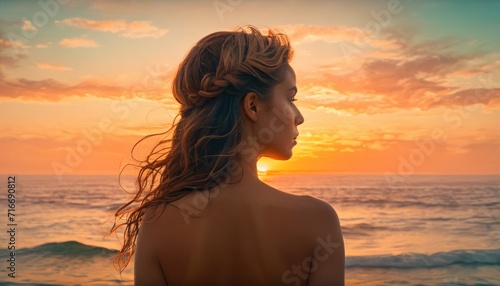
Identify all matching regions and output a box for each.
[1,30,176,101]
[0,73,176,102]
[429,88,500,109]
[36,62,73,71]
[21,20,37,31]
[281,24,401,51]
[295,127,500,169]
[295,27,500,114]
[282,24,366,44]
[0,77,127,101]
[0,34,27,77]
[0,38,28,49]
[55,17,168,39]
[59,37,98,48]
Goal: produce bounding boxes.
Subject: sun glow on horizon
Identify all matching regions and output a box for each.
[257,162,269,175]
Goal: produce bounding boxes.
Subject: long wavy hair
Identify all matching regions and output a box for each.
[109,26,293,272]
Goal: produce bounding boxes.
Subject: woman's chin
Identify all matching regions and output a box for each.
[264,151,293,161]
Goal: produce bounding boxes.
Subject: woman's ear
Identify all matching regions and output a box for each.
[242,92,258,122]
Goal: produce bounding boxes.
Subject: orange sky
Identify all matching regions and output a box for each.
[1,0,499,177]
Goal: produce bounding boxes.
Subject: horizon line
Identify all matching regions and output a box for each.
[3,172,500,176]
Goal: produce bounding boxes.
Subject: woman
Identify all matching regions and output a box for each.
[110,26,344,285]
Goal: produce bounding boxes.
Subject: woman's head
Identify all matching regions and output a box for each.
[169,26,298,181]
[110,26,299,272]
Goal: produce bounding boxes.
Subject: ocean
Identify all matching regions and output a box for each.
[0,174,499,285]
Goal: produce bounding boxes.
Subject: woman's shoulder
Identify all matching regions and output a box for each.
[269,185,337,214]
[263,187,343,253]
[264,185,340,228]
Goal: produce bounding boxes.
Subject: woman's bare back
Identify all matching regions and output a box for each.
[135,177,344,285]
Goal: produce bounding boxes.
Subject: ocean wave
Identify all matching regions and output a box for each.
[334,197,500,209]
[4,241,500,270]
[1,241,118,258]
[341,222,391,236]
[347,248,500,269]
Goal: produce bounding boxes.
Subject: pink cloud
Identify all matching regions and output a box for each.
[21,20,36,31]
[59,37,98,48]
[36,62,73,71]
[294,27,500,114]
[0,34,27,77]
[0,38,28,49]
[0,74,175,102]
[280,24,402,51]
[429,88,500,109]
[1,31,175,101]
[0,77,127,101]
[281,24,366,44]
[55,17,168,39]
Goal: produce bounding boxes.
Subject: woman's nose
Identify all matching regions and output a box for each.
[295,109,304,126]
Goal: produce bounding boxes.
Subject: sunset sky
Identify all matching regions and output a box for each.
[1,0,499,176]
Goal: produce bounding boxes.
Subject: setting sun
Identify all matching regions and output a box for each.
[257,162,269,175]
